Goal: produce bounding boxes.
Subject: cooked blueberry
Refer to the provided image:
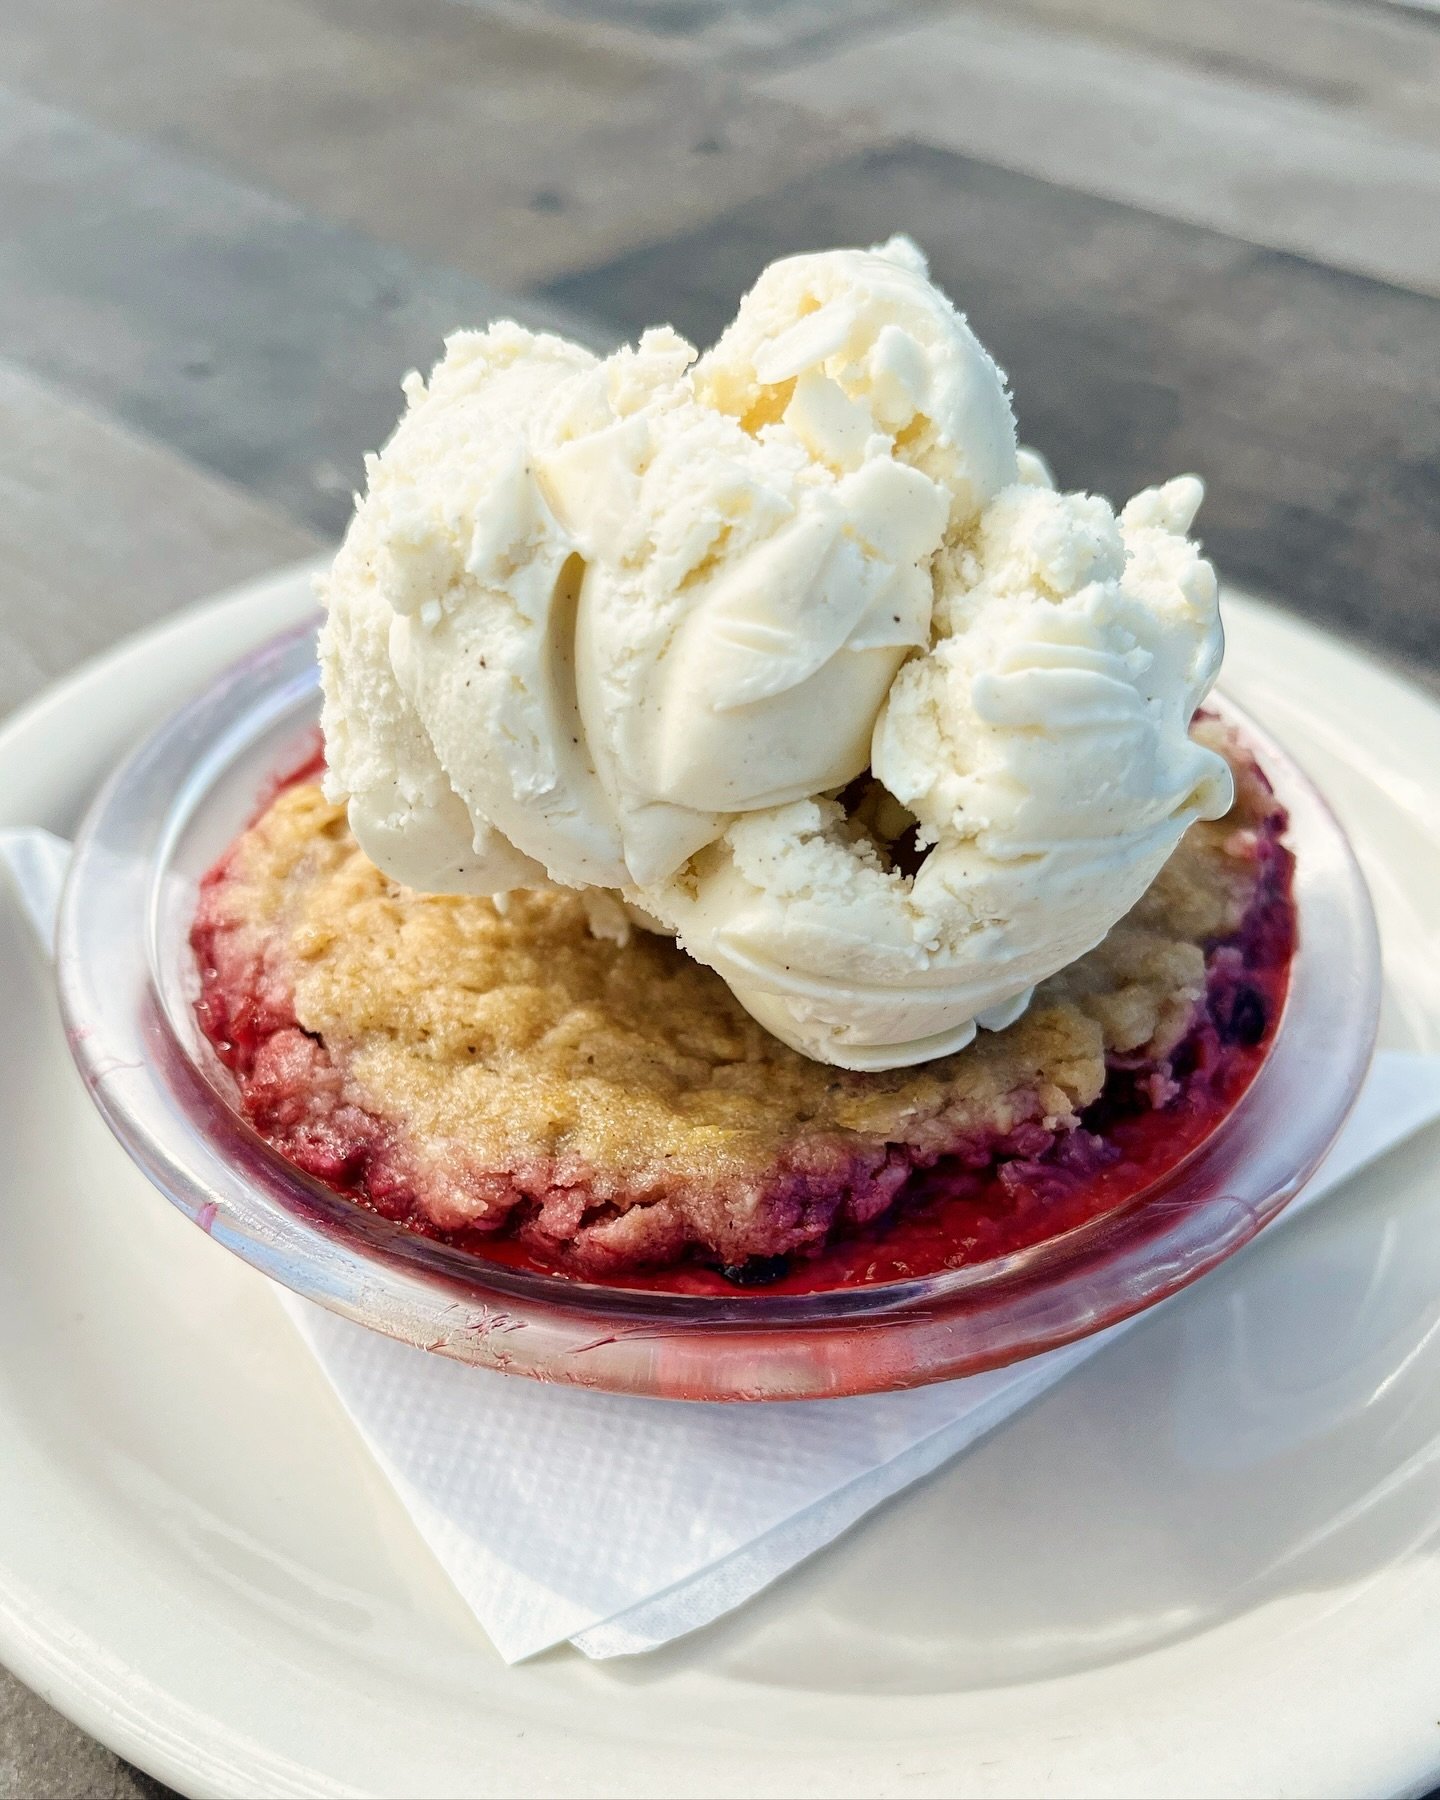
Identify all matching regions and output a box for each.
[1218,984,1268,1047]
[719,1255,791,1286]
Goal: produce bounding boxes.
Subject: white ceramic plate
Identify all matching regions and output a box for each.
[1,566,1439,1800]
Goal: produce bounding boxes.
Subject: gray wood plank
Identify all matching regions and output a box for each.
[756,5,1440,300]
[0,85,609,539]
[0,358,322,717]
[542,142,1440,684]
[0,0,867,289]
[957,0,1440,142]
[485,0,927,63]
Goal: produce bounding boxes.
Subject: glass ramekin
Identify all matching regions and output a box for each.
[55,622,1381,1400]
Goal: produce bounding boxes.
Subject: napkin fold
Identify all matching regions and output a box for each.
[8,829,1440,1664]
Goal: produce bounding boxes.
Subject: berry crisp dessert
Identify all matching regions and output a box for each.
[191,717,1294,1296]
[189,241,1302,1300]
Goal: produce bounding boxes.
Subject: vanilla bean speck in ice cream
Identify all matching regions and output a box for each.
[319,237,1232,1069]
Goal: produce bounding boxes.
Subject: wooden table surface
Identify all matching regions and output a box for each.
[2,1,1437,1793]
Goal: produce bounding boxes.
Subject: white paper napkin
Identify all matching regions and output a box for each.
[8,829,1440,1664]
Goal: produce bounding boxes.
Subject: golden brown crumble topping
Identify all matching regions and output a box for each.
[206,721,1268,1230]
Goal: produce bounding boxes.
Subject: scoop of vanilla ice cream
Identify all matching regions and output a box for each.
[321,236,1016,894]
[660,466,1233,1067]
[320,238,1233,1070]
